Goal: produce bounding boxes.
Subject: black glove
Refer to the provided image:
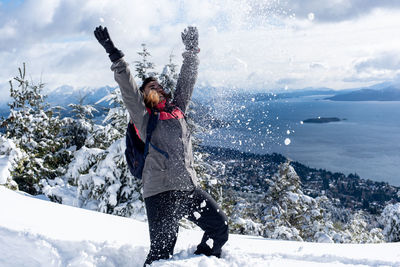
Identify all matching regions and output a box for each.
[94,25,124,62]
[181,26,199,53]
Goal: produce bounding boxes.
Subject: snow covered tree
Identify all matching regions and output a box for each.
[76,139,144,218]
[261,162,342,242]
[134,43,158,81]
[159,52,179,97]
[0,135,24,190]
[342,211,384,243]
[59,86,144,218]
[262,161,305,241]
[193,151,226,205]
[228,193,264,236]
[65,92,97,150]
[1,63,72,194]
[380,203,400,242]
[86,88,128,149]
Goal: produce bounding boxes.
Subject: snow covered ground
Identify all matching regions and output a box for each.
[1,186,399,267]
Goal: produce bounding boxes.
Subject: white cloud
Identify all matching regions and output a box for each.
[355,52,400,72]
[283,0,400,22]
[1,0,400,100]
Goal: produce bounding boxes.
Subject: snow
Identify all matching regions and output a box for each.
[1,186,400,267]
[284,138,291,146]
[0,155,10,184]
[0,137,24,185]
[193,211,201,220]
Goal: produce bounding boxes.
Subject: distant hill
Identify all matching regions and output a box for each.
[274,88,340,99]
[46,85,114,107]
[326,87,400,101]
[0,86,116,120]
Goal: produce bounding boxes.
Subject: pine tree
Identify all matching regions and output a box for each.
[64,87,144,218]
[344,211,384,243]
[86,88,128,149]
[76,138,144,218]
[380,203,400,242]
[261,162,341,242]
[1,63,72,194]
[0,135,23,190]
[134,43,158,81]
[159,52,179,97]
[228,193,264,236]
[65,92,97,150]
[262,161,304,241]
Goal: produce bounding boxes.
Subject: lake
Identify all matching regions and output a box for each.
[198,95,400,186]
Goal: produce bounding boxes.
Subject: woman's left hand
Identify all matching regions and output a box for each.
[181,26,199,52]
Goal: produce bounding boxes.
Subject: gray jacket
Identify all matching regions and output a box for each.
[111,51,200,198]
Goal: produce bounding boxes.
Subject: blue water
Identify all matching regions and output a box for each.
[199,96,400,186]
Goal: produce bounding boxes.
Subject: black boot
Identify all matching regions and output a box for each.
[194,244,221,258]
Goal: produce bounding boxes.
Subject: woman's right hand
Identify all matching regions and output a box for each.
[94,25,124,62]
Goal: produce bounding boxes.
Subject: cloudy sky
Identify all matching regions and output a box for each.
[1,0,400,99]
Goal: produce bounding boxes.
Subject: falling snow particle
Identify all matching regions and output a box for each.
[284,138,291,146]
[206,239,214,248]
[251,98,255,102]
[286,130,290,135]
[200,200,207,208]
[193,212,201,220]
[99,17,105,23]
[308,13,315,21]
[300,121,304,124]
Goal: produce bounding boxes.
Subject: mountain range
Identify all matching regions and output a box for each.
[325,87,400,101]
[1,81,400,119]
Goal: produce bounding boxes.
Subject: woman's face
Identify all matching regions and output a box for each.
[143,81,165,101]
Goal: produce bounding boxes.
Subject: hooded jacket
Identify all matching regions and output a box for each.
[111,51,199,198]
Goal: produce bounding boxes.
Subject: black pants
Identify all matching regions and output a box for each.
[144,187,229,265]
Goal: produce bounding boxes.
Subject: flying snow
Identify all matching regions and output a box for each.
[284,138,291,146]
[193,211,201,220]
[206,238,214,248]
[308,13,315,21]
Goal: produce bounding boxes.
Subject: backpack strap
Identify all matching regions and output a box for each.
[143,109,169,159]
[144,109,159,157]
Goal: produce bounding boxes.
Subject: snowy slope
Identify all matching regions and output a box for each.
[1,186,399,267]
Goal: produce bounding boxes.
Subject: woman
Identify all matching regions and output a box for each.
[94,25,229,265]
